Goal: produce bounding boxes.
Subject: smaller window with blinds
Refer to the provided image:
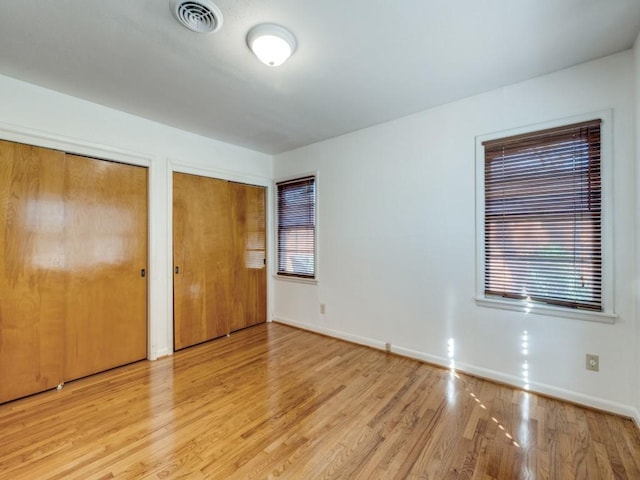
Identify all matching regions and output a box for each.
[276,176,316,279]
[482,119,602,312]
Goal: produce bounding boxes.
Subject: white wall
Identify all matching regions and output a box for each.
[0,74,272,359]
[634,33,640,423]
[273,51,637,417]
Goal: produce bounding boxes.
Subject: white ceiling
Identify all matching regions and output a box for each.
[1,1,639,154]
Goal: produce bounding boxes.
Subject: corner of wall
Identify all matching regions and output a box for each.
[634,30,640,420]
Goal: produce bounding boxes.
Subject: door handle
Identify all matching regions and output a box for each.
[141,269,146,278]
[175,266,179,274]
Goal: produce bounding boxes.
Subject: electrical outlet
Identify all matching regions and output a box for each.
[320,304,326,314]
[586,354,599,372]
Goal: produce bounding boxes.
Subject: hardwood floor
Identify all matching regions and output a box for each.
[0,323,639,479]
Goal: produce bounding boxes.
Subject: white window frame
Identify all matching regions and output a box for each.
[274,172,318,285]
[474,111,616,323]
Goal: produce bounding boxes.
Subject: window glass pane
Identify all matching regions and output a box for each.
[277,177,315,278]
[483,120,601,311]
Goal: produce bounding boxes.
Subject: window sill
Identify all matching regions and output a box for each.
[474,296,616,324]
[274,275,318,286]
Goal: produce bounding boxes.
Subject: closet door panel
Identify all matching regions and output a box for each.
[173,172,207,349]
[199,176,231,342]
[0,140,65,403]
[228,182,266,332]
[63,155,148,382]
[173,173,231,350]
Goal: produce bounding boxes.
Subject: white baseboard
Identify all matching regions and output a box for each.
[633,408,640,428]
[149,347,171,361]
[272,316,637,420]
[273,316,387,350]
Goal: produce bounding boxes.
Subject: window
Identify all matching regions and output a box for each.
[482,119,602,312]
[276,176,316,278]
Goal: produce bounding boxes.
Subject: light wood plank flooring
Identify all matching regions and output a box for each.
[0,323,639,479]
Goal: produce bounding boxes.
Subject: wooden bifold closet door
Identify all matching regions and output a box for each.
[0,141,148,403]
[0,141,66,403]
[228,181,267,332]
[63,154,148,382]
[173,174,231,350]
[173,173,266,351]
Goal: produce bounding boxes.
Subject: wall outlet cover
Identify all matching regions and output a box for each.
[586,354,599,372]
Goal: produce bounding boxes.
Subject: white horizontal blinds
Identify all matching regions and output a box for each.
[483,119,602,311]
[277,176,316,278]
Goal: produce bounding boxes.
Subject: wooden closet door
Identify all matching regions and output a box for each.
[63,155,148,382]
[0,140,65,403]
[228,182,266,332]
[173,173,231,350]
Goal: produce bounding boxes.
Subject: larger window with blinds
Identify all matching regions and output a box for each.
[482,119,602,312]
[276,176,316,278]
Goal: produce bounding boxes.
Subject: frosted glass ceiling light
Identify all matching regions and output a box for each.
[247,24,296,67]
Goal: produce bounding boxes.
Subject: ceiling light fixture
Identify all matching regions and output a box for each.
[246,24,296,67]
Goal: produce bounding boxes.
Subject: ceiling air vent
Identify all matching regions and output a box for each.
[170,0,223,34]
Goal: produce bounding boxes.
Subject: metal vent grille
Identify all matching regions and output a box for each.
[170,0,223,34]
